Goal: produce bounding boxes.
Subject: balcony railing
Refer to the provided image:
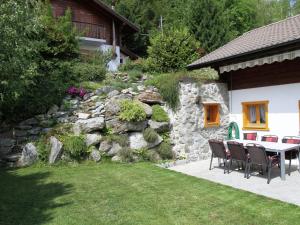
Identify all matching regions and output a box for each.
[73,21,106,40]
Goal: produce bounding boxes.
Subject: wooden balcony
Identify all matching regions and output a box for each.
[73,21,106,40]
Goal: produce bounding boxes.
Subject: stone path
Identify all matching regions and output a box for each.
[169,159,300,206]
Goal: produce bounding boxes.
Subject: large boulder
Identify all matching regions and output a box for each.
[104,100,120,119]
[18,143,38,167]
[106,118,147,134]
[129,132,163,149]
[49,136,63,164]
[137,91,163,104]
[0,138,16,156]
[140,102,152,118]
[99,140,112,153]
[85,133,102,147]
[148,120,170,133]
[107,143,122,156]
[89,147,101,162]
[74,117,105,134]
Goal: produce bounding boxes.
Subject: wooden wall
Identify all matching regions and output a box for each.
[222,58,300,90]
[50,0,121,45]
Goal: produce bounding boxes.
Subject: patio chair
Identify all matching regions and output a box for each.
[208,139,230,174]
[246,144,279,184]
[261,135,278,157]
[282,136,300,175]
[227,141,249,178]
[243,132,257,141]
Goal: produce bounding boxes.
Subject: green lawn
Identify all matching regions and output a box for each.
[0,163,299,225]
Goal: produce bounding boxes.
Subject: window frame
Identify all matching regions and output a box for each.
[204,103,220,128]
[242,100,269,131]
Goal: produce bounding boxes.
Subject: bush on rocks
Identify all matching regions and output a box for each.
[151,105,169,122]
[104,134,129,147]
[118,147,135,163]
[61,135,87,160]
[119,100,147,122]
[156,141,174,160]
[143,128,159,143]
[36,137,51,163]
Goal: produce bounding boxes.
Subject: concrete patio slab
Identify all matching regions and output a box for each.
[169,159,300,206]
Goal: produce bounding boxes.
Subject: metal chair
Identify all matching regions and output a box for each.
[243,132,257,141]
[208,139,230,174]
[227,141,249,178]
[282,136,300,175]
[246,144,279,184]
[261,135,278,157]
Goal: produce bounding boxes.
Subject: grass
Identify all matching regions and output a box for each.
[0,163,300,225]
[79,81,103,91]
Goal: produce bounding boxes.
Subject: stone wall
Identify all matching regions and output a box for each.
[168,82,230,161]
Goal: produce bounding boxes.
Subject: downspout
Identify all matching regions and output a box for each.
[111,1,117,59]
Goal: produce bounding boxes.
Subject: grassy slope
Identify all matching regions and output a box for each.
[0,163,299,225]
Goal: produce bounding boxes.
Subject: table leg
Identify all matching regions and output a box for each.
[280,152,286,180]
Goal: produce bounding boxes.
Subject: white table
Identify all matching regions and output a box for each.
[225,140,300,180]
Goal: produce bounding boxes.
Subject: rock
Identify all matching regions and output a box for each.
[107,143,122,156]
[99,140,112,153]
[137,91,163,104]
[148,120,170,133]
[104,100,120,119]
[107,90,120,98]
[49,136,63,164]
[77,113,91,120]
[39,119,56,128]
[111,155,121,162]
[19,118,39,126]
[85,133,102,147]
[129,132,163,149]
[18,143,38,167]
[0,138,16,156]
[16,125,32,130]
[53,111,68,118]
[95,86,116,95]
[89,148,101,162]
[27,127,42,135]
[14,130,28,137]
[74,117,105,134]
[139,102,152,117]
[47,105,59,115]
[106,118,147,134]
[137,85,145,92]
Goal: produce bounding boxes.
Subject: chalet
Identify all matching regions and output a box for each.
[50,0,139,71]
[188,15,300,140]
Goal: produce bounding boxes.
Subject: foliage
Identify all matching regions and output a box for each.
[119,100,147,122]
[36,136,51,162]
[143,128,159,143]
[61,135,87,160]
[72,63,106,82]
[118,147,135,163]
[156,141,174,160]
[119,58,149,72]
[0,1,80,121]
[147,68,218,110]
[128,70,143,82]
[151,105,169,122]
[104,134,129,147]
[79,81,104,91]
[147,27,200,72]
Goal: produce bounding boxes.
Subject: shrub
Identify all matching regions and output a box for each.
[143,128,159,143]
[36,137,50,162]
[119,58,149,72]
[128,70,143,82]
[119,100,147,122]
[104,134,129,147]
[152,105,169,122]
[156,141,174,160]
[145,150,161,162]
[61,135,87,160]
[147,27,200,73]
[118,147,135,163]
[72,62,106,82]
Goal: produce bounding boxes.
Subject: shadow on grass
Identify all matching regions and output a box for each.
[0,169,72,225]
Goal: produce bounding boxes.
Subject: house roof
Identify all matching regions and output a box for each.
[92,0,139,32]
[188,14,300,69]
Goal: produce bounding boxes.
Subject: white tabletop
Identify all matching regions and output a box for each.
[225,140,300,153]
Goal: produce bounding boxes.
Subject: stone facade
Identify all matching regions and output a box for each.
[168,82,230,161]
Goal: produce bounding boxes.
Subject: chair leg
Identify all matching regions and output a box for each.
[289,158,291,176]
[267,164,272,184]
[209,154,213,170]
[223,159,227,174]
[229,159,232,173]
[244,162,248,178]
[247,163,251,179]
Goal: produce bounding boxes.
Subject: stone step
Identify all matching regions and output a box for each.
[3,153,21,162]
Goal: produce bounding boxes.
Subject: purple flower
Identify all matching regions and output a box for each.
[79,88,87,98]
[67,86,79,96]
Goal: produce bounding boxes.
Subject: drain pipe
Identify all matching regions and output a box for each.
[111,0,117,59]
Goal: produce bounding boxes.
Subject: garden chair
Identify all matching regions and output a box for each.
[261,135,278,157]
[243,132,257,141]
[246,144,279,184]
[208,139,230,174]
[227,141,249,177]
[282,136,300,175]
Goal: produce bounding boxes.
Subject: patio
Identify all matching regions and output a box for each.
[169,159,300,206]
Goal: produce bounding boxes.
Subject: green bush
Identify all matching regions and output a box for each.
[61,135,87,160]
[119,58,149,72]
[128,70,143,82]
[118,147,135,163]
[147,27,200,73]
[36,137,50,162]
[104,134,129,147]
[73,62,106,81]
[143,128,158,143]
[119,100,147,122]
[151,105,169,122]
[146,68,219,110]
[156,142,174,160]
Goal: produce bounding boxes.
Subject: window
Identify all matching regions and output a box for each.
[242,101,269,131]
[204,103,220,127]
